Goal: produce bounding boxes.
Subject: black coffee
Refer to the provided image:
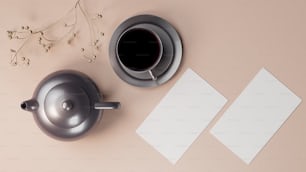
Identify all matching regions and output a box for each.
[117,28,161,71]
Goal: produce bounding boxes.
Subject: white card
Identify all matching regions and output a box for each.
[210,68,301,164]
[136,68,227,164]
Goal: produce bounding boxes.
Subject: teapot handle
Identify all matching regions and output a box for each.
[94,102,120,110]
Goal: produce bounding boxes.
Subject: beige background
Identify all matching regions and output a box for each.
[0,0,305,171]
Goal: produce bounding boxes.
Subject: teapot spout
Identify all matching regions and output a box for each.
[21,99,39,112]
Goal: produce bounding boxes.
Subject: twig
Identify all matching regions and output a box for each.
[7,0,104,66]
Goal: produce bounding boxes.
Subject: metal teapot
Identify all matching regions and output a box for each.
[21,70,120,140]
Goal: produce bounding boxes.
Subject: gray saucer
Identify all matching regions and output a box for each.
[109,14,183,87]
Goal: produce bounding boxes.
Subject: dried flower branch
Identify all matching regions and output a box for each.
[7,0,104,66]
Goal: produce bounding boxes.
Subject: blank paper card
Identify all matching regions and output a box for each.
[137,68,227,164]
[211,68,301,164]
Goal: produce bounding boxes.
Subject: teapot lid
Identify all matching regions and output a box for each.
[44,83,90,129]
[31,71,102,139]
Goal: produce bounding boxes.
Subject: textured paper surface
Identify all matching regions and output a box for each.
[210,68,301,164]
[136,68,227,164]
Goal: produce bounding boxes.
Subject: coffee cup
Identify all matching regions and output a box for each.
[116,24,166,80]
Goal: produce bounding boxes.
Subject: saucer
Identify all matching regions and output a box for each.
[109,14,183,87]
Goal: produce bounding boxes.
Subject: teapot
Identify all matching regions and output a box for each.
[21,70,120,140]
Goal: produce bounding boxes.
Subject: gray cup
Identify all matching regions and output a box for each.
[115,23,174,80]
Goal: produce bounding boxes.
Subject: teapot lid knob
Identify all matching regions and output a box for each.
[62,100,73,111]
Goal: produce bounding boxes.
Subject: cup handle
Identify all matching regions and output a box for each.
[94,102,120,110]
[148,70,157,81]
